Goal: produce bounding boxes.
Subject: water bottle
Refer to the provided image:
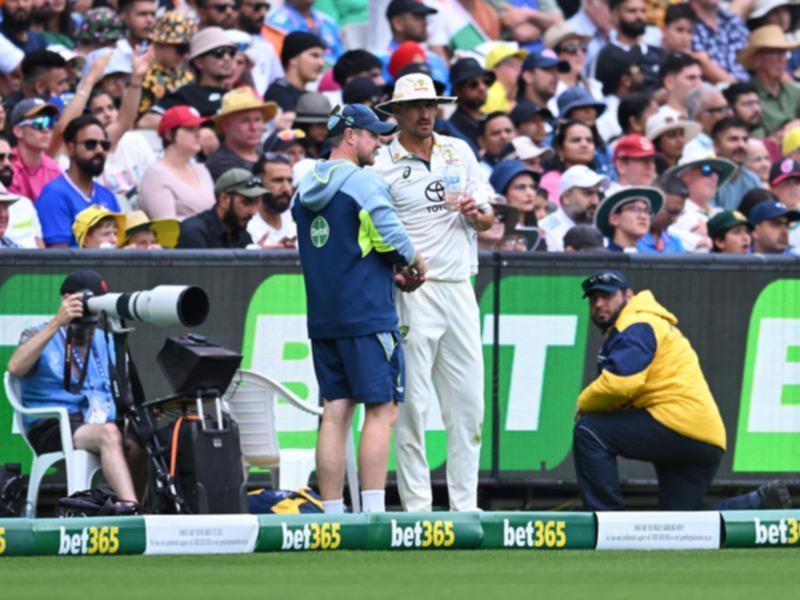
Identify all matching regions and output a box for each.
[443,163,463,212]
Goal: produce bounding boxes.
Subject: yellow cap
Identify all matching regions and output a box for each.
[783,126,800,155]
[123,210,180,248]
[485,44,528,71]
[72,205,126,248]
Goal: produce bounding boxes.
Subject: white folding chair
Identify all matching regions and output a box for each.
[4,372,102,517]
[223,369,361,512]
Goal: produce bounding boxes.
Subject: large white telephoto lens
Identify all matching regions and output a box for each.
[86,285,209,327]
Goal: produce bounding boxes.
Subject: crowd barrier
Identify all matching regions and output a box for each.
[1,250,800,488]
[1,510,799,556]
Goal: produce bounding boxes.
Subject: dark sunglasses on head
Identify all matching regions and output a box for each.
[78,139,112,152]
[558,41,588,55]
[210,2,237,12]
[209,46,237,59]
[223,175,263,194]
[581,271,625,294]
[19,115,54,131]
[264,151,291,163]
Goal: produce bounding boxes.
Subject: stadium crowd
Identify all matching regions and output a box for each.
[0,0,798,254]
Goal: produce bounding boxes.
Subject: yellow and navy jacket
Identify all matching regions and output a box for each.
[577,290,726,450]
[292,159,415,340]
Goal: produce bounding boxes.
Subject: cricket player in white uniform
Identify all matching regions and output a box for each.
[371,74,495,511]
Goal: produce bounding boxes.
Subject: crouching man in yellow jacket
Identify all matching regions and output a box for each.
[574,269,789,511]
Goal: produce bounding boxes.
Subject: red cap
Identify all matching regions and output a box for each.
[158,105,208,137]
[389,40,426,80]
[614,134,656,161]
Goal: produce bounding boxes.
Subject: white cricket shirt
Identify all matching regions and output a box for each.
[370,132,492,282]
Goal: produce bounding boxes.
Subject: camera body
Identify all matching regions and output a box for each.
[75,289,100,325]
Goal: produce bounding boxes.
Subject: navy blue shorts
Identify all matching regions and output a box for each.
[311,331,404,404]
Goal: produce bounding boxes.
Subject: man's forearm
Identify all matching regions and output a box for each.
[7,319,60,377]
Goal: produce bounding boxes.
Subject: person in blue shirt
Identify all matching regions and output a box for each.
[637,174,687,254]
[267,0,344,64]
[292,103,427,514]
[594,186,663,252]
[1,0,48,52]
[7,270,144,508]
[36,114,120,248]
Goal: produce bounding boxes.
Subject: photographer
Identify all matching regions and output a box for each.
[7,270,144,508]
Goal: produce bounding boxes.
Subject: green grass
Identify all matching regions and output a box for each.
[3,549,797,599]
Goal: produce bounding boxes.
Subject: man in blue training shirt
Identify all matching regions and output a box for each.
[292,103,427,514]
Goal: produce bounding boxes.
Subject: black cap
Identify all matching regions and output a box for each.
[342,76,382,105]
[60,270,108,296]
[563,225,605,252]
[327,104,398,138]
[395,62,446,95]
[510,100,553,126]
[281,31,325,67]
[386,0,438,20]
[449,57,496,88]
[581,269,630,298]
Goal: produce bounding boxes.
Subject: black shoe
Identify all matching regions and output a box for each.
[757,480,791,509]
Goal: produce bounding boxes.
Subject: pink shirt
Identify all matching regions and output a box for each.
[9,148,63,202]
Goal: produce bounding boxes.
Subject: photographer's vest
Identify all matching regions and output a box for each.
[20,324,117,430]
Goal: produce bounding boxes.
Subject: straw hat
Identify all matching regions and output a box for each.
[737,24,800,70]
[375,73,456,114]
[543,22,591,50]
[210,87,278,131]
[123,211,180,248]
[72,205,126,248]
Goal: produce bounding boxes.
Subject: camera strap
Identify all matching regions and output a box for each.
[101,315,146,411]
[62,325,96,394]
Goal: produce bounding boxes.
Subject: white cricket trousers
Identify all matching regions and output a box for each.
[394,279,484,511]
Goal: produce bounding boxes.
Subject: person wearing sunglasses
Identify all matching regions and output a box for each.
[543,23,603,119]
[197,0,240,30]
[236,0,283,97]
[36,114,120,247]
[448,57,496,155]
[265,31,326,112]
[8,98,62,202]
[575,269,789,511]
[178,167,264,248]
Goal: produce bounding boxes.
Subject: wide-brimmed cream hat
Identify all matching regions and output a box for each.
[738,24,800,69]
[376,73,456,114]
[645,105,701,142]
[543,22,591,50]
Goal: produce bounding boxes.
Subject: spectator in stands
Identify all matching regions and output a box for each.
[449,58,495,154]
[511,100,551,146]
[723,82,765,136]
[35,0,76,48]
[425,0,501,57]
[37,116,119,248]
[248,153,297,248]
[7,50,69,114]
[749,199,799,254]
[711,118,764,210]
[117,0,156,69]
[178,167,263,248]
[0,137,42,248]
[607,92,652,139]
[139,106,216,221]
[84,49,135,107]
[268,0,344,64]
[263,129,308,166]
[638,172,688,253]
[593,44,642,142]
[0,187,20,248]
[565,0,613,71]
[661,3,733,83]
[490,160,539,227]
[689,0,750,81]
[509,135,553,176]
[737,187,776,218]
[660,52,702,116]
[205,87,277,181]
[2,0,48,52]
[8,271,146,506]
[9,99,62,201]
[265,32,326,112]
[768,158,800,214]
[740,26,800,135]
[478,203,521,250]
[478,112,516,178]
[707,210,752,253]
[613,134,656,187]
[646,105,699,173]
[333,50,385,92]
[541,119,606,199]
[563,224,606,251]
[746,138,772,186]
[595,187,662,252]
[481,44,526,115]
[342,76,384,108]
[294,93,332,159]
[544,23,603,116]
[782,127,800,164]
[539,164,608,251]
[557,85,606,126]
[518,50,569,111]
[72,205,125,249]
[682,83,731,160]
[237,0,283,97]
[122,210,179,249]
[74,8,125,56]
[196,0,239,29]
[670,157,735,250]
[608,0,665,90]
[386,40,427,82]
[138,11,197,118]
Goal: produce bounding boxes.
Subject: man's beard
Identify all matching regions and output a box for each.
[3,7,32,32]
[264,193,291,214]
[591,298,627,330]
[460,96,485,111]
[31,6,51,26]
[75,155,106,177]
[572,207,595,225]
[619,19,646,38]
[239,14,261,34]
[224,203,249,230]
[357,147,376,167]
[0,166,13,188]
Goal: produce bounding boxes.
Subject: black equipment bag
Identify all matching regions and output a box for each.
[54,486,139,518]
[162,413,247,514]
[0,463,27,517]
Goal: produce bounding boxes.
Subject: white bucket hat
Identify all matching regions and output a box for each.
[645,106,701,143]
[376,73,456,114]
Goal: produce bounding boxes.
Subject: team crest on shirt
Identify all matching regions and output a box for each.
[310,216,330,248]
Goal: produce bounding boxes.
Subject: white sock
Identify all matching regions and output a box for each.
[323,499,345,514]
[361,489,385,513]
